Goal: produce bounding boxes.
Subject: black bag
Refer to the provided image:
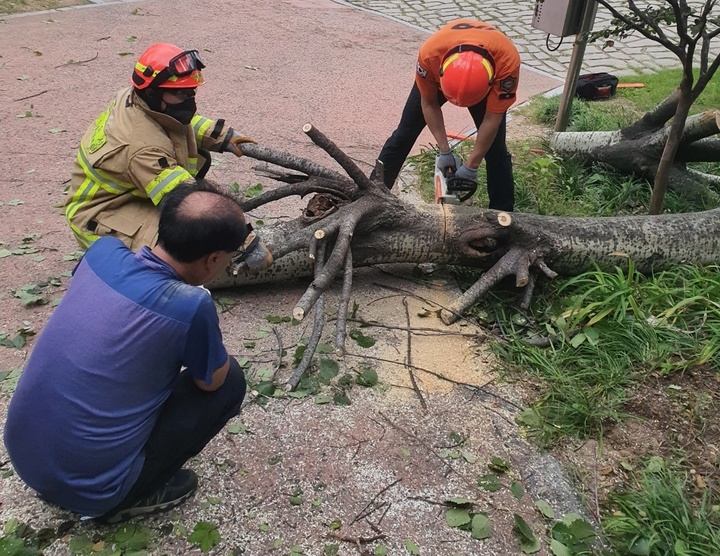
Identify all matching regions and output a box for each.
[575,72,619,101]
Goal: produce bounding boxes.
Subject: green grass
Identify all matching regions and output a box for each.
[483,262,720,444]
[409,138,707,217]
[522,95,641,132]
[617,68,720,114]
[602,457,720,555]
[520,67,720,132]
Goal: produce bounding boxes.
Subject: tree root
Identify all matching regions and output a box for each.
[441,247,558,324]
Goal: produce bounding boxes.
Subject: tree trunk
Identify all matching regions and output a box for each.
[216,202,720,288]
[548,110,720,203]
[648,70,695,214]
[213,125,720,385]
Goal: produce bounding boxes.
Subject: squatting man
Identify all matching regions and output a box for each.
[5,185,257,523]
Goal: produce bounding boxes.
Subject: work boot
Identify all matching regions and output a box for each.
[97,468,198,524]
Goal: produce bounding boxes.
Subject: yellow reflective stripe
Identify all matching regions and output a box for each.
[187,156,198,177]
[191,115,212,141]
[88,100,115,154]
[65,175,99,222]
[135,62,179,82]
[64,174,100,248]
[77,145,133,195]
[68,220,97,249]
[146,167,193,204]
[66,146,138,247]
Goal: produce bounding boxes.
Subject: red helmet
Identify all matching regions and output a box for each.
[439,45,494,107]
[132,43,205,90]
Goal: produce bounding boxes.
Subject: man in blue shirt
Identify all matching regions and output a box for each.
[4,184,258,523]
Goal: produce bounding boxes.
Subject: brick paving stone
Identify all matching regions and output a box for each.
[339,0,708,79]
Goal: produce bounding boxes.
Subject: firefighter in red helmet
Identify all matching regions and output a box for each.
[66,43,270,271]
[373,19,520,212]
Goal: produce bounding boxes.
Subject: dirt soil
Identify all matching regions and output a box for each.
[5,1,717,555]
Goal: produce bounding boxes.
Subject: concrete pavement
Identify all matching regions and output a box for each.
[339,0,687,79]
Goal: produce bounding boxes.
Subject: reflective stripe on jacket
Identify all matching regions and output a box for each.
[66,87,231,248]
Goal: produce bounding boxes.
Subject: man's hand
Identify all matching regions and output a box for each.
[436,151,458,175]
[225,130,257,157]
[455,164,478,185]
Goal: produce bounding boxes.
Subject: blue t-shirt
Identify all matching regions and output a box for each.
[3,237,228,516]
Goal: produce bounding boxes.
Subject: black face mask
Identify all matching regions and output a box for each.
[162,97,197,125]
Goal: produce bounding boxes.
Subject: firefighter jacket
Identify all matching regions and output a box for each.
[66,86,232,250]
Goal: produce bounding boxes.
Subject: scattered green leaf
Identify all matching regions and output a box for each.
[404,539,420,554]
[477,473,502,492]
[349,329,376,348]
[488,456,510,473]
[514,514,540,554]
[188,521,221,553]
[244,183,264,198]
[471,513,493,540]
[445,508,472,528]
[535,499,555,519]
[510,481,525,500]
[333,391,352,406]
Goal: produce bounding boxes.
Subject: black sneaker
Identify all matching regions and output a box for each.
[98,468,198,524]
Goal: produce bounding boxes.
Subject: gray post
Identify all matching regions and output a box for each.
[554,0,599,132]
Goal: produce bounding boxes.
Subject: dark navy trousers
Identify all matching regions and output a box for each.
[375,83,514,212]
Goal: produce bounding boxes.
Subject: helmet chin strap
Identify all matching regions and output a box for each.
[137,87,164,112]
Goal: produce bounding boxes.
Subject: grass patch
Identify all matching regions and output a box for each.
[408,138,706,217]
[617,68,720,114]
[521,94,642,132]
[519,67,720,133]
[603,456,720,555]
[484,262,720,444]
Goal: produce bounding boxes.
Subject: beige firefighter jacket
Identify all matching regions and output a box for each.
[66,86,232,251]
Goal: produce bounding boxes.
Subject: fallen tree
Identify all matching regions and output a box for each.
[210,125,720,387]
[551,0,720,212]
[549,109,720,203]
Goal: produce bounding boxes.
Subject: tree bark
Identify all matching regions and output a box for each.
[548,109,720,203]
[211,126,720,385]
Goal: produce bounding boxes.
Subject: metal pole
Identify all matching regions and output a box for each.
[554,0,599,132]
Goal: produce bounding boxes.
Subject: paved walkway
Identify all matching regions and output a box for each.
[339,0,683,79]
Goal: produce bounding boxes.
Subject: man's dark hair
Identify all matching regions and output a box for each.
[157,183,249,263]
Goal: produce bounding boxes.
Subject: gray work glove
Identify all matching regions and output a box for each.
[436,151,458,174]
[455,164,478,185]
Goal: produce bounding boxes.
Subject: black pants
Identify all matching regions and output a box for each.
[375,83,514,212]
[100,356,246,516]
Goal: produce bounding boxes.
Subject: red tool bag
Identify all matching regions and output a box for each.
[575,72,619,100]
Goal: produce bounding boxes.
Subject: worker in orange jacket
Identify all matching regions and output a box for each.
[375,19,521,212]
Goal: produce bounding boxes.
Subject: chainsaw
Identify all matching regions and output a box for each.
[434,154,477,205]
